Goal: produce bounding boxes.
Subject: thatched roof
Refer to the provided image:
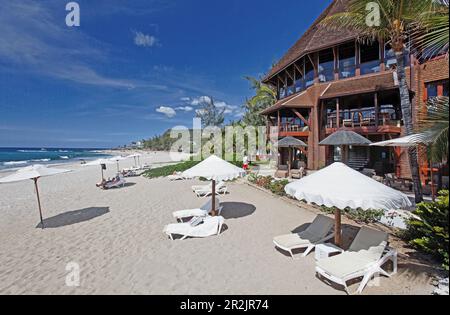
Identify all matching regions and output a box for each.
[263,0,356,83]
[319,130,372,146]
[278,136,308,148]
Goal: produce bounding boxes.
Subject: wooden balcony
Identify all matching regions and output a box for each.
[270,125,310,138]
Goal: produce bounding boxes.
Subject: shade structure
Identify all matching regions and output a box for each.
[370,133,432,147]
[126,153,142,167]
[319,130,372,146]
[0,165,71,228]
[278,136,308,148]
[284,162,412,246]
[109,156,127,172]
[183,155,246,215]
[84,158,115,182]
[278,137,308,176]
[371,132,435,199]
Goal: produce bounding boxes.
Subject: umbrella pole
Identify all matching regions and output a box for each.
[33,178,45,229]
[334,208,342,247]
[211,180,216,216]
[117,161,120,173]
[288,148,292,177]
[101,166,104,182]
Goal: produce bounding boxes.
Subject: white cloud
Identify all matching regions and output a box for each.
[190,96,212,106]
[175,106,193,112]
[156,106,176,118]
[134,31,159,47]
[180,97,191,102]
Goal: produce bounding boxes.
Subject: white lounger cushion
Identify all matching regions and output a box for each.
[317,227,389,278]
[164,216,225,239]
[316,242,387,278]
[172,198,220,219]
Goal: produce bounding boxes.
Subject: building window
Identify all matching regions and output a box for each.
[295,64,305,93]
[318,48,335,82]
[425,80,450,100]
[338,42,356,79]
[360,41,380,75]
[305,57,315,87]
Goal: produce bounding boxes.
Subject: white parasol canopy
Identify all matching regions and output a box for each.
[370,133,432,147]
[284,162,412,246]
[0,165,71,228]
[183,155,245,215]
[285,162,412,211]
[182,155,246,182]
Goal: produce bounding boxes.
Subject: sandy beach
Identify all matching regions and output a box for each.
[0,151,438,295]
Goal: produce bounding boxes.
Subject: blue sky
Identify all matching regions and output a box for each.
[0,0,331,148]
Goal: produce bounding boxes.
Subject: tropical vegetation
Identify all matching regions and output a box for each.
[321,0,449,202]
[403,190,449,271]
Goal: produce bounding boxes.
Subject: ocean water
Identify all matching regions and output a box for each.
[0,148,111,170]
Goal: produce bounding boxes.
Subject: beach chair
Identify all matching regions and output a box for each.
[163,216,225,240]
[103,175,126,189]
[342,112,355,128]
[168,172,185,181]
[315,226,397,295]
[195,181,227,197]
[191,182,212,192]
[172,198,223,222]
[273,215,335,258]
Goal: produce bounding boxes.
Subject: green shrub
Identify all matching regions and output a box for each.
[320,206,384,224]
[269,179,289,196]
[404,190,449,271]
[143,160,200,179]
[248,175,288,196]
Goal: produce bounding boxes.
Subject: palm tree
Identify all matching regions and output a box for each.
[242,76,277,126]
[411,0,449,60]
[321,0,445,202]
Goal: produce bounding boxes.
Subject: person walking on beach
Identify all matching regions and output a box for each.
[243,154,249,172]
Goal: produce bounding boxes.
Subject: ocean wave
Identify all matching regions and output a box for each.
[31,159,51,162]
[60,156,70,159]
[3,161,28,166]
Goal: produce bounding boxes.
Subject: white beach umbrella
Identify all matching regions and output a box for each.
[126,153,142,167]
[109,156,127,172]
[370,133,432,147]
[284,162,412,246]
[0,165,71,228]
[182,155,246,215]
[84,158,115,182]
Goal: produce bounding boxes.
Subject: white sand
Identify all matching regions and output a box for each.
[0,152,436,294]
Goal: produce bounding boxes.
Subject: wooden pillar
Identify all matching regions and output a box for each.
[336,98,340,129]
[374,92,379,127]
[355,41,361,76]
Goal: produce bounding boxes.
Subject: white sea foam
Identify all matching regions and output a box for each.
[3,161,28,166]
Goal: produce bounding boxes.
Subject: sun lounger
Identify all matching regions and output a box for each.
[273,214,335,258]
[163,216,225,240]
[191,182,212,191]
[168,172,185,181]
[315,226,397,294]
[172,198,222,222]
[195,181,227,197]
[103,175,126,189]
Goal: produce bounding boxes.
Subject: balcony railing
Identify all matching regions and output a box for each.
[327,108,401,129]
[270,124,310,134]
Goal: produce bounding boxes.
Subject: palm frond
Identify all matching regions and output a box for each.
[416,96,449,161]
